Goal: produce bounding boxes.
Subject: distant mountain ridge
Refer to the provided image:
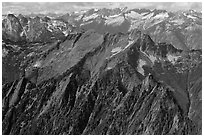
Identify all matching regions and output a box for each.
[2,7,202,135]
[2,8,202,50]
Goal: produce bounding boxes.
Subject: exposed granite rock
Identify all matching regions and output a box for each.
[2,29,201,135]
[2,14,26,43]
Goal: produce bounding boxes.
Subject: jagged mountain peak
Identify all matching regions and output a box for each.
[143,73,156,88]
[2,6,202,135]
[7,13,18,18]
[2,8,202,50]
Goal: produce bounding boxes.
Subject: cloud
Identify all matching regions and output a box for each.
[2,2,202,15]
[120,2,201,12]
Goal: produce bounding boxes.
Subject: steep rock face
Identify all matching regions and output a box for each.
[2,29,201,135]
[2,42,27,84]
[26,16,66,43]
[17,14,28,28]
[2,14,70,43]
[2,14,26,43]
[68,8,202,50]
[2,9,201,50]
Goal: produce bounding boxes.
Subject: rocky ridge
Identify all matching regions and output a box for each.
[2,26,202,134]
[2,8,202,50]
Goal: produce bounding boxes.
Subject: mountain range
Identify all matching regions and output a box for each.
[2,7,202,135]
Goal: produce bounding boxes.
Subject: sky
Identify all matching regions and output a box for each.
[2,2,202,15]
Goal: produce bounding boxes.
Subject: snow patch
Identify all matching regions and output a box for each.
[105,16,124,26]
[108,14,121,18]
[187,15,197,20]
[111,47,122,53]
[170,19,185,25]
[80,20,94,26]
[94,8,99,12]
[137,59,146,75]
[142,12,154,19]
[167,54,180,64]
[47,27,53,32]
[63,30,69,36]
[149,54,157,63]
[108,47,123,58]
[125,11,142,19]
[140,12,149,16]
[33,61,42,68]
[27,52,35,57]
[83,13,99,21]
[107,67,113,70]
[154,12,169,19]
[123,40,134,50]
[2,48,9,57]
[47,20,66,33]
[75,14,83,21]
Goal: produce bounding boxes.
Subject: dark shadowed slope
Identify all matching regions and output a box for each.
[2,28,201,135]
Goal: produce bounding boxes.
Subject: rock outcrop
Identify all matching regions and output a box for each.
[2,28,201,135]
[2,14,26,43]
[2,8,202,50]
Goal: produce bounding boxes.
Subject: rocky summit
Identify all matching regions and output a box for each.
[2,7,202,135]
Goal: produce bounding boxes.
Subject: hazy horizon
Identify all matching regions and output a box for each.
[2,2,202,15]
